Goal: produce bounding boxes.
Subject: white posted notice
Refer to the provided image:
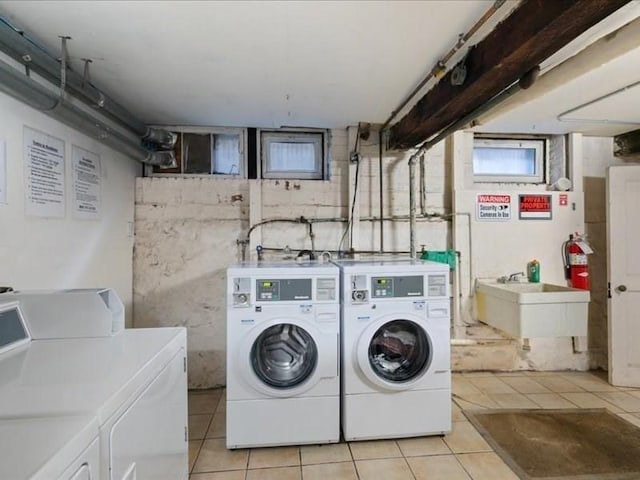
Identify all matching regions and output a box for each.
[24,127,65,217]
[476,194,511,221]
[72,145,101,219]
[0,139,6,204]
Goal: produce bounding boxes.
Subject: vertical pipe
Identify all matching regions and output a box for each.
[419,152,426,216]
[409,153,418,258]
[308,222,316,258]
[378,130,384,252]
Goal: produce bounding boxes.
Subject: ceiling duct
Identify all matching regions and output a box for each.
[0,57,175,167]
[0,17,176,150]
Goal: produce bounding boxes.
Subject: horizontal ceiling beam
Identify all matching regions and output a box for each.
[388,0,632,150]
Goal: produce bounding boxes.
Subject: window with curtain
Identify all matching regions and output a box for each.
[261,131,325,180]
[473,138,545,183]
[212,134,241,175]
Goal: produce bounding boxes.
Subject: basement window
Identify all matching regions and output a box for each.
[260,130,327,180]
[149,127,246,177]
[473,138,546,184]
[184,132,243,175]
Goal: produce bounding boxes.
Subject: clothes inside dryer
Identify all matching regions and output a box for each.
[251,323,318,388]
[368,319,431,382]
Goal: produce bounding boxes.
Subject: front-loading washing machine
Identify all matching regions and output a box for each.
[334,258,451,441]
[226,261,340,448]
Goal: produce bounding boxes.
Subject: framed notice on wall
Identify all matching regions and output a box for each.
[519,194,552,220]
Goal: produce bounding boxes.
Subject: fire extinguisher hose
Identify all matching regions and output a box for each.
[562,238,571,280]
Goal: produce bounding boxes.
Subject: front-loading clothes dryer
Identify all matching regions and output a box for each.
[334,258,451,441]
[0,299,188,480]
[0,415,99,479]
[226,261,340,448]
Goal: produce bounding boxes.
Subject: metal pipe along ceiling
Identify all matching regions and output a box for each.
[0,18,176,150]
[0,58,175,166]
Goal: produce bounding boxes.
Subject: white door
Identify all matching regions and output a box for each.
[607,165,640,387]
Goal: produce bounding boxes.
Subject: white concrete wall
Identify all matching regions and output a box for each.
[450,131,589,370]
[0,90,139,325]
[134,177,249,388]
[450,132,585,311]
[134,128,449,388]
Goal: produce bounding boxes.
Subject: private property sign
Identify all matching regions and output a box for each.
[519,194,552,220]
[476,194,511,221]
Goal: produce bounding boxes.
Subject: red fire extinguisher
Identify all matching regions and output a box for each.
[562,233,590,290]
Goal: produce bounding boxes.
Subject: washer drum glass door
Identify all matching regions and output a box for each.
[366,319,432,386]
[251,323,318,389]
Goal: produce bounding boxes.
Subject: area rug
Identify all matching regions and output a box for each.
[464,408,640,480]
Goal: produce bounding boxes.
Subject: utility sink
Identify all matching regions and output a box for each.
[475,281,590,339]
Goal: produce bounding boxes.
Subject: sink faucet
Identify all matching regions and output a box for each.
[498,272,525,283]
[508,272,525,282]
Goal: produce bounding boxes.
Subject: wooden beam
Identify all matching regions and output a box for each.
[614,129,640,161]
[388,0,632,150]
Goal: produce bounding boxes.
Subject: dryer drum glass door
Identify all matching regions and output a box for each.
[368,319,430,382]
[251,323,318,388]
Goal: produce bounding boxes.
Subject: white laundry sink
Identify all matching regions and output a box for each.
[475,281,590,338]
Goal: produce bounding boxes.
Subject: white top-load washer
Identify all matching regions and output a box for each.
[334,258,451,441]
[0,300,188,480]
[226,261,340,448]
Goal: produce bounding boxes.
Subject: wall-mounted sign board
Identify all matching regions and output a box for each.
[24,127,65,217]
[476,194,511,221]
[519,194,552,220]
[72,145,101,219]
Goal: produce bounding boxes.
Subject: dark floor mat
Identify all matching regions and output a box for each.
[464,408,640,480]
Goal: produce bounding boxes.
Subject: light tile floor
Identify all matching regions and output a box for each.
[188,371,640,479]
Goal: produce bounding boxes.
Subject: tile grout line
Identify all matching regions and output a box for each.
[452,452,477,480]
[400,453,418,480]
[189,438,203,476]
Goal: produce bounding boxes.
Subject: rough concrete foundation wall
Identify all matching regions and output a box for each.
[583,136,626,370]
[355,133,449,253]
[134,129,451,388]
[134,177,249,388]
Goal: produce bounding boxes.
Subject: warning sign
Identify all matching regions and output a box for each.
[519,194,552,220]
[476,194,511,221]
